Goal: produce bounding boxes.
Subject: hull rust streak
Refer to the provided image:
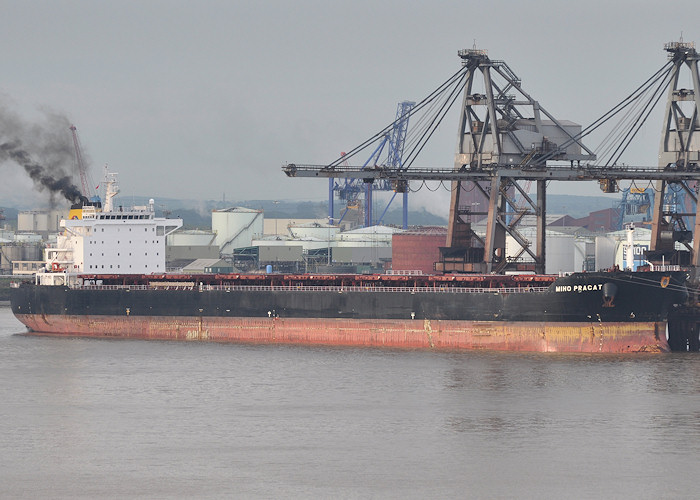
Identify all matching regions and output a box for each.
[15,314,669,353]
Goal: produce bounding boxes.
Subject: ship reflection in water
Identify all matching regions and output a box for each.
[1,306,699,498]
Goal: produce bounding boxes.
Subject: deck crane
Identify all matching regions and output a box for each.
[70,125,98,202]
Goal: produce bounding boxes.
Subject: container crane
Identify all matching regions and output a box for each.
[329,101,415,228]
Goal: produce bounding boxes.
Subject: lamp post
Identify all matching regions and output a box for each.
[272,200,279,238]
[327,216,333,266]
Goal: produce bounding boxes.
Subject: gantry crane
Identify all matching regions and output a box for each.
[285,41,700,272]
[329,101,415,228]
[650,41,700,262]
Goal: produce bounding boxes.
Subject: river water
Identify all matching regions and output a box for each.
[1,305,698,499]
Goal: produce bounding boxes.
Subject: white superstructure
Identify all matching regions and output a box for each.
[38,171,182,285]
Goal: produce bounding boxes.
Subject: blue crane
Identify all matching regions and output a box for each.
[329,101,415,229]
[617,182,695,231]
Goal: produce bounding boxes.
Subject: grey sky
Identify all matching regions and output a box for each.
[1,0,698,214]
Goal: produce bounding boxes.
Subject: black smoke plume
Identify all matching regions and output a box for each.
[0,141,87,205]
[0,100,87,205]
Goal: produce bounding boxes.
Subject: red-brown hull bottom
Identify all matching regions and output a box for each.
[14,314,670,353]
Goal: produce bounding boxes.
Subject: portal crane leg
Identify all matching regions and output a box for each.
[650,180,668,252]
[693,195,700,266]
[535,180,546,274]
[446,180,462,247]
[483,176,506,273]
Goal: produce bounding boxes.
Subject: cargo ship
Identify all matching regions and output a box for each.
[9,174,690,353]
[10,268,689,352]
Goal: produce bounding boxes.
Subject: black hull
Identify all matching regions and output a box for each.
[11,271,688,322]
[10,271,689,353]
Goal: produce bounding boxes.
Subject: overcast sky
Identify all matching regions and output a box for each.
[1,0,698,214]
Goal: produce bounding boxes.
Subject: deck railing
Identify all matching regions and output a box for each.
[70,284,550,294]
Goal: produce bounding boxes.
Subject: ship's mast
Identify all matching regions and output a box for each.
[102,166,120,213]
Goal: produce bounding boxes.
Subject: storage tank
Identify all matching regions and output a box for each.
[545,234,578,274]
[167,229,217,247]
[22,243,43,261]
[212,207,264,255]
[335,225,397,244]
[0,243,43,270]
[505,228,590,274]
[0,244,21,269]
[288,223,339,240]
[17,210,65,233]
[18,211,45,232]
[595,235,616,270]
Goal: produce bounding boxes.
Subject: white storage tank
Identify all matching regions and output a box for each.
[18,211,47,232]
[288,223,339,240]
[545,233,587,274]
[505,227,589,274]
[167,229,217,247]
[212,207,263,255]
[17,210,65,233]
[595,235,617,270]
[335,225,399,246]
